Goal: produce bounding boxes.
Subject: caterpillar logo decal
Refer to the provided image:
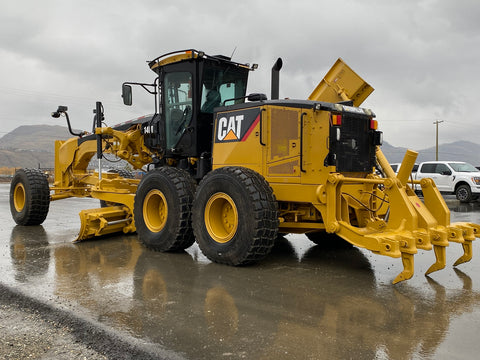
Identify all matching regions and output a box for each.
[215,108,261,143]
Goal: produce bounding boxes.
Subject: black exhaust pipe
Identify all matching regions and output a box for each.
[271,57,283,100]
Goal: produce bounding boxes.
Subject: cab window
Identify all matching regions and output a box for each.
[435,163,450,175]
[200,66,248,113]
[164,72,193,149]
[420,164,436,173]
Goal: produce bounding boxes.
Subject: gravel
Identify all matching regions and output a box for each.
[0,301,107,359]
[0,283,183,360]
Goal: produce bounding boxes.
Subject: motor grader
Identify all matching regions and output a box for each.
[9,49,479,283]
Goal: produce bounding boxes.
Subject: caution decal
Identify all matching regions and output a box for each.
[214,108,261,143]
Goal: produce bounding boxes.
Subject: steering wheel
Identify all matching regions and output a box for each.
[175,106,191,135]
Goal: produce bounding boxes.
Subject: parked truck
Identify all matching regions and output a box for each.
[9,50,480,283]
[412,161,480,202]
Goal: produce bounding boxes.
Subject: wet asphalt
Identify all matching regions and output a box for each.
[1,182,480,359]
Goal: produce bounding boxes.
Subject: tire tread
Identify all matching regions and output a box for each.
[194,166,278,265]
[134,167,196,252]
[10,168,50,225]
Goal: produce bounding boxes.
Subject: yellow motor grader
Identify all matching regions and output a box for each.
[9,49,479,283]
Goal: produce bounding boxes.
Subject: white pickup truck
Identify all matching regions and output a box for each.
[414,161,480,202]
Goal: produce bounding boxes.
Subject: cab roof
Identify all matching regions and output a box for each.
[148,49,251,74]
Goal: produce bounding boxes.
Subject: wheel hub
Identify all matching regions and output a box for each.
[205,192,238,243]
[458,188,468,201]
[143,189,168,232]
[13,183,26,212]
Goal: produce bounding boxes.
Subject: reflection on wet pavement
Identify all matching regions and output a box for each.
[10,225,50,282]
[2,186,480,359]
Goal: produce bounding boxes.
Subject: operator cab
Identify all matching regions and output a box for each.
[123,50,253,173]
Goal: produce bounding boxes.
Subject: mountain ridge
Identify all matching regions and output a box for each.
[381,140,480,165]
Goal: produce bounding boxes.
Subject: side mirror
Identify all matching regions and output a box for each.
[122,84,132,106]
[441,170,452,176]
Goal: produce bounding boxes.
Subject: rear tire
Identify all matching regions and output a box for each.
[192,166,278,265]
[456,184,472,203]
[134,167,196,251]
[10,168,50,225]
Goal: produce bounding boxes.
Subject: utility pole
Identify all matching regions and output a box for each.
[433,120,444,161]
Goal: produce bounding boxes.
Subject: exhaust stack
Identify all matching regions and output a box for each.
[271,58,283,100]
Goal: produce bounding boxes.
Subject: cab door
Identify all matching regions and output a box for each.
[433,163,453,191]
[163,71,194,152]
[417,163,452,192]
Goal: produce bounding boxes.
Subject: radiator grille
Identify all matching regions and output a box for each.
[329,114,375,172]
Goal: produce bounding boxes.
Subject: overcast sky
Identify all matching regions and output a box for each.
[1,0,479,153]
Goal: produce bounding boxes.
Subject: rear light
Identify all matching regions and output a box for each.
[331,114,342,125]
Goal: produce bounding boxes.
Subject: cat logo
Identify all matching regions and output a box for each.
[217,115,244,141]
[215,108,261,143]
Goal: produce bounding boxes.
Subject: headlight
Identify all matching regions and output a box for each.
[472,177,480,185]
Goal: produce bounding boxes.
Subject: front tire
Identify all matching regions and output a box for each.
[192,167,278,265]
[134,167,196,251]
[456,184,472,203]
[10,168,50,225]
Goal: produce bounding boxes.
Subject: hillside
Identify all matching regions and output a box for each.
[0,148,54,169]
[0,124,479,168]
[0,125,74,153]
[0,125,75,168]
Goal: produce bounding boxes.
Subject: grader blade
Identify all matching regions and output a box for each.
[76,206,132,241]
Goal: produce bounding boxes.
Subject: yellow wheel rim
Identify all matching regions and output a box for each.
[13,183,26,212]
[143,189,168,232]
[205,192,238,244]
